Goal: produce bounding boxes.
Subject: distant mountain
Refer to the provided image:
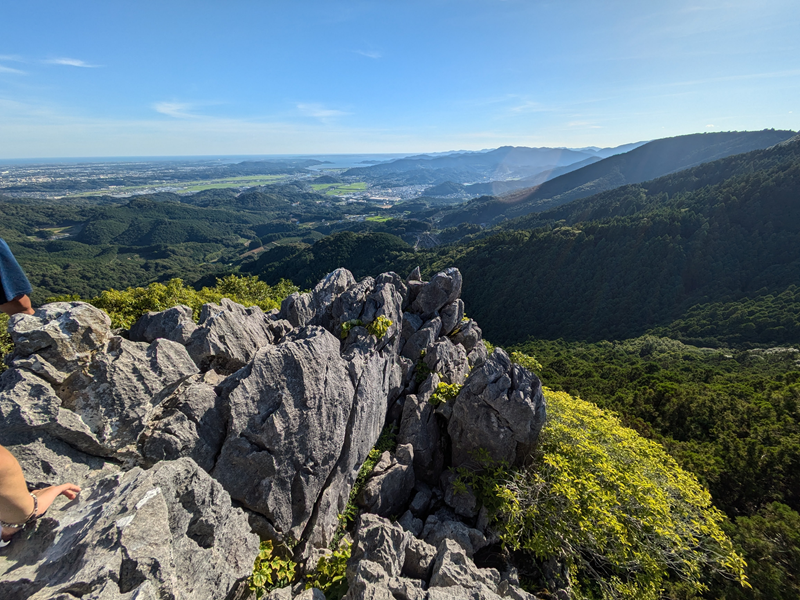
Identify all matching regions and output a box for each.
[253,133,800,348]
[342,143,641,187]
[438,130,796,227]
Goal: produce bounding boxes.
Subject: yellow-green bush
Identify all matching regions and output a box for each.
[50,275,298,329]
[429,381,463,406]
[463,388,749,600]
[249,540,297,599]
[0,313,11,372]
[305,540,351,600]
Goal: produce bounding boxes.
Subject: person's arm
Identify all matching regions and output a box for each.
[0,445,80,540]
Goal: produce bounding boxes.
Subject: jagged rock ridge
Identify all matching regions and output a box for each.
[0,266,547,600]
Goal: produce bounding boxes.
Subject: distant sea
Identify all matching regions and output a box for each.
[0,154,416,169]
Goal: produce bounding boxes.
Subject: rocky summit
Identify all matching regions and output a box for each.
[0,267,546,600]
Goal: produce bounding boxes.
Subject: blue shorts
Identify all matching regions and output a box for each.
[0,238,33,304]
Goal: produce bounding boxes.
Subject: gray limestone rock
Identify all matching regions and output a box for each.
[332,277,375,327]
[0,368,107,456]
[387,577,427,600]
[342,560,394,600]
[397,376,444,486]
[422,514,489,558]
[411,268,462,317]
[398,510,423,538]
[8,302,113,376]
[185,298,275,371]
[429,539,501,591]
[295,589,326,600]
[439,300,464,337]
[448,349,546,470]
[450,319,482,354]
[349,514,410,580]
[138,371,227,472]
[400,312,423,349]
[441,470,479,519]
[407,266,422,282]
[403,536,437,581]
[357,444,416,517]
[401,317,441,361]
[423,338,470,385]
[0,429,119,490]
[212,327,354,542]
[409,484,433,517]
[213,326,391,554]
[55,336,199,457]
[468,342,489,369]
[0,457,259,600]
[375,271,408,305]
[280,268,356,329]
[128,305,198,345]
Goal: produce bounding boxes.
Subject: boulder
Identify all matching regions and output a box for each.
[448,349,546,470]
[397,376,445,486]
[212,326,390,553]
[8,302,113,376]
[400,317,441,361]
[55,336,199,457]
[0,458,259,600]
[422,512,489,558]
[411,268,462,317]
[280,268,356,329]
[349,514,410,579]
[423,338,470,385]
[357,444,416,517]
[138,371,227,472]
[129,304,198,344]
[450,319,482,354]
[403,536,437,581]
[439,300,464,337]
[185,298,275,371]
[429,539,501,592]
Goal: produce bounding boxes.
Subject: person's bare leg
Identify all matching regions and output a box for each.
[0,294,34,316]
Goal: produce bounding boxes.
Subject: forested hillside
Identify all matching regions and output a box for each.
[254,135,800,348]
[438,129,795,227]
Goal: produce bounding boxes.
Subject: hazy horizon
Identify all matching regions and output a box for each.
[1,1,798,158]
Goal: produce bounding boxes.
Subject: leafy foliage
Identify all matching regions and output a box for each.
[0,313,11,373]
[429,381,463,406]
[365,315,393,339]
[468,388,748,600]
[50,275,297,329]
[510,350,542,373]
[249,540,297,598]
[305,541,352,600]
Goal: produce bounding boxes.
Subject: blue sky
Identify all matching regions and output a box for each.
[1,0,797,158]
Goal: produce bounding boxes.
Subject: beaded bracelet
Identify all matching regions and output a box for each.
[0,492,38,529]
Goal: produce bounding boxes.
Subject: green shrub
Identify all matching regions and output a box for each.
[510,350,542,373]
[365,315,392,339]
[462,388,749,600]
[48,275,297,329]
[340,315,393,340]
[305,540,351,600]
[429,381,463,406]
[0,313,11,373]
[249,540,297,599]
[339,319,363,339]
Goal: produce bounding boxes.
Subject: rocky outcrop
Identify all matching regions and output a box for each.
[0,458,258,600]
[0,265,545,600]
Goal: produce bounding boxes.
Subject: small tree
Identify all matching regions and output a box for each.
[467,388,749,600]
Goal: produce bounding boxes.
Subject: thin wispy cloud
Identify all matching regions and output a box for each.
[45,57,99,68]
[153,102,200,119]
[0,64,26,74]
[568,121,602,129]
[297,103,349,120]
[354,50,382,59]
[0,54,24,62]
